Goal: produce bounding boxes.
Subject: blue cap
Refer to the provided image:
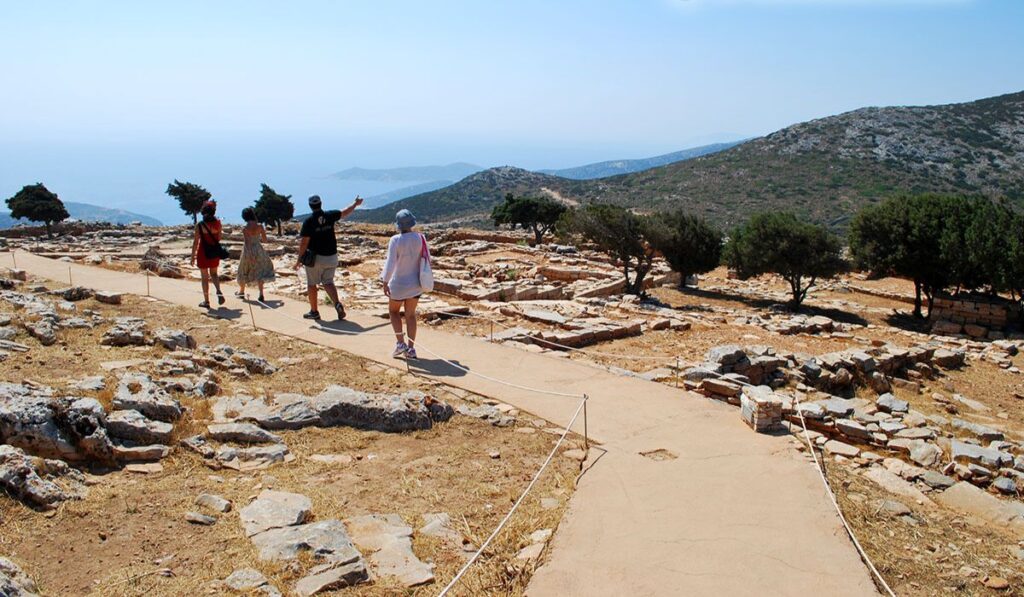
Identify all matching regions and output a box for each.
[395,209,416,232]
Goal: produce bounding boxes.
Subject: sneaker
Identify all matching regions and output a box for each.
[392,342,408,358]
[335,302,346,320]
[303,310,321,320]
[198,300,210,309]
[405,347,418,360]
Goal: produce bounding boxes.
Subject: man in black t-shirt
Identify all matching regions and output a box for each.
[295,194,363,320]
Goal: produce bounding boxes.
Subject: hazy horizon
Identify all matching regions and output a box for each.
[2,0,1021,224]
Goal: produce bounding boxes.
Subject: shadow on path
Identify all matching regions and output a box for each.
[406,357,470,378]
[315,319,391,335]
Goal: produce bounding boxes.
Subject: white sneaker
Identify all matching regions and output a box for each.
[392,342,408,358]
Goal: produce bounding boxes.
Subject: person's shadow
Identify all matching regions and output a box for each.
[315,319,392,335]
[405,357,469,378]
[253,298,285,309]
[204,307,243,321]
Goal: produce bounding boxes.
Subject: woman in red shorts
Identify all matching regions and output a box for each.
[191,201,226,308]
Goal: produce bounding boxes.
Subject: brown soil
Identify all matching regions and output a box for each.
[0,290,580,596]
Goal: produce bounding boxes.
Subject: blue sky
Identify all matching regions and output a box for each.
[1,0,1021,222]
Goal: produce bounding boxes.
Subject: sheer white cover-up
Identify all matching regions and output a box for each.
[380,232,430,300]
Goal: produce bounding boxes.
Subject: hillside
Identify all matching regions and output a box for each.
[350,167,569,224]
[1,202,162,229]
[355,90,1024,230]
[539,141,740,179]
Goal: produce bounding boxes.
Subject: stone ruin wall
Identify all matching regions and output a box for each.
[930,296,1020,339]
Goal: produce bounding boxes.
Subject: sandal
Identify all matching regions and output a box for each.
[217,292,226,305]
[234,291,245,298]
[198,300,210,309]
[258,294,265,303]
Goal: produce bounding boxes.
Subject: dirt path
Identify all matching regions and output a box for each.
[5,251,880,596]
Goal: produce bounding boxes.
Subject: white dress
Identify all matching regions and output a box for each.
[381,232,430,300]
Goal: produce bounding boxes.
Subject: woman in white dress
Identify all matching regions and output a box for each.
[381,209,430,359]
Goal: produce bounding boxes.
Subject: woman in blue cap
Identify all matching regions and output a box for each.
[381,209,430,358]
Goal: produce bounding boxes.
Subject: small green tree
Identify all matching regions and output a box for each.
[647,210,722,287]
[253,183,295,235]
[850,194,964,318]
[492,193,567,245]
[166,179,211,224]
[6,183,70,239]
[724,212,845,309]
[562,204,659,295]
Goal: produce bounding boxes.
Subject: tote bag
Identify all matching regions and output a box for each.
[419,234,434,293]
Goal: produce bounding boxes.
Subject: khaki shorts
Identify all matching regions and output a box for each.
[305,253,339,288]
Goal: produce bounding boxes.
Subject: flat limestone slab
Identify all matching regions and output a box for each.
[10,252,879,597]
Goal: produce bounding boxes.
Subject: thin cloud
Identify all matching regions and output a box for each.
[669,0,972,7]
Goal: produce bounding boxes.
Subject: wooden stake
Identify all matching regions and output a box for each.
[146,270,151,296]
[247,299,257,330]
[583,395,589,450]
[68,266,73,285]
[490,320,494,342]
[675,357,680,388]
[10,250,16,269]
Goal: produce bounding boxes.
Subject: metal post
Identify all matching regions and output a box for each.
[247,299,258,330]
[583,395,589,450]
[675,356,680,388]
[10,250,16,269]
[68,266,73,285]
[490,320,494,342]
[146,270,151,297]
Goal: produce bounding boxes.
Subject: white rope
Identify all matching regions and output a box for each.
[437,395,588,597]
[794,405,898,597]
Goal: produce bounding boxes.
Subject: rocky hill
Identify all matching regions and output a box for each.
[355,90,1024,230]
[351,166,568,224]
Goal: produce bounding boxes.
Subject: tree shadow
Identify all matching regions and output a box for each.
[883,310,932,334]
[669,286,870,326]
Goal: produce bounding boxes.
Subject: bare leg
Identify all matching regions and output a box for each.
[211,268,222,296]
[388,299,404,343]
[200,268,211,303]
[257,281,264,296]
[404,297,419,347]
[307,285,318,311]
[323,283,341,307]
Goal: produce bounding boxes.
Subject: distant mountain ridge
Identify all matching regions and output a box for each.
[331,162,482,183]
[353,90,1024,230]
[539,142,741,179]
[0,201,162,229]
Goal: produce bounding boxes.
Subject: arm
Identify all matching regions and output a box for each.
[380,236,397,296]
[339,196,364,219]
[191,226,200,265]
[295,236,310,270]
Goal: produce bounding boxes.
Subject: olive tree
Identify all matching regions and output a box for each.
[6,183,70,238]
[724,211,845,309]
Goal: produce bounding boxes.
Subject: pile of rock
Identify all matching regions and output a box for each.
[212,386,454,433]
[0,444,87,510]
[0,557,39,596]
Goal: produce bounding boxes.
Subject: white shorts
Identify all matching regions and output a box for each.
[304,253,339,288]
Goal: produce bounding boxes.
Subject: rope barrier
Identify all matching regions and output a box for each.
[794,404,897,597]
[437,395,588,597]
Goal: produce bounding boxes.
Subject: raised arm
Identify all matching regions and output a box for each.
[339,196,364,219]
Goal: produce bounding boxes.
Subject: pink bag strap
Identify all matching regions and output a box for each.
[420,234,430,264]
